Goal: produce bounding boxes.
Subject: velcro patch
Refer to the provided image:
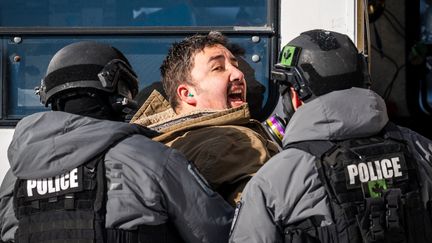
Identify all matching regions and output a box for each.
[344,152,408,189]
[24,167,83,200]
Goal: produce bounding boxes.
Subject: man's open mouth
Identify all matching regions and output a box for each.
[227,88,245,107]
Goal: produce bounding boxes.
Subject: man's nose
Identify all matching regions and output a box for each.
[229,66,245,83]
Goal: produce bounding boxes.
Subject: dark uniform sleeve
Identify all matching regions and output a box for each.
[160,149,234,243]
[400,127,432,201]
[0,170,18,242]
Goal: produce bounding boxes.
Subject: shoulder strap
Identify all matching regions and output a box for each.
[284,140,340,204]
[381,122,404,141]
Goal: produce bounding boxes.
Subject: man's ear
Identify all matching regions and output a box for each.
[177,84,196,106]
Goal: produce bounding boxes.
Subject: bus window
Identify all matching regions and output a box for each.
[0,0,268,27]
[0,0,278,124]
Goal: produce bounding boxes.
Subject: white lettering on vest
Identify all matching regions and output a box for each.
[381,159,393,178]
[37,179,48,195]
[27,180,37,197]
[48,177,56,193]
[70,168,79,188]
[347,165,358,185]
[347,156,403,185]
[358,163,369,182]
[392,157,402,177]
[374,160,383,179]
[26,168,80,197]
[60,173,69,190]
[55,175,60,192]
[367,162,378,181]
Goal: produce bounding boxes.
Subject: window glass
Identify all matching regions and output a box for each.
[5,35,270,118]
[0,0,267,27]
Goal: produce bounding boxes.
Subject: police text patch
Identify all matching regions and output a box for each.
[344,153,408,189]
[24,167,83,200]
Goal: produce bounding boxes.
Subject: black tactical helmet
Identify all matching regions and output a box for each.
[271,29,370,102]
[36,41,139,109]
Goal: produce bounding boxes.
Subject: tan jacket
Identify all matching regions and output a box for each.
[131,90,279,206]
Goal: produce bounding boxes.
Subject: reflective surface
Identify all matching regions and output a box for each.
[4,36,270,118]
[0,0,267,27]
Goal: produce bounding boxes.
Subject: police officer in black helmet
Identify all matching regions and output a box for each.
[0,41,233,243]
[229,30,432,243]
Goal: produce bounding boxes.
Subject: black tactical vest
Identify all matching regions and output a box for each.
[12,126,184,243]
[13,154,106,243]
[283,123,432,243]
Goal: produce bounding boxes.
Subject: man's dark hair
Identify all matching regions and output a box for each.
[160,31,229,110]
